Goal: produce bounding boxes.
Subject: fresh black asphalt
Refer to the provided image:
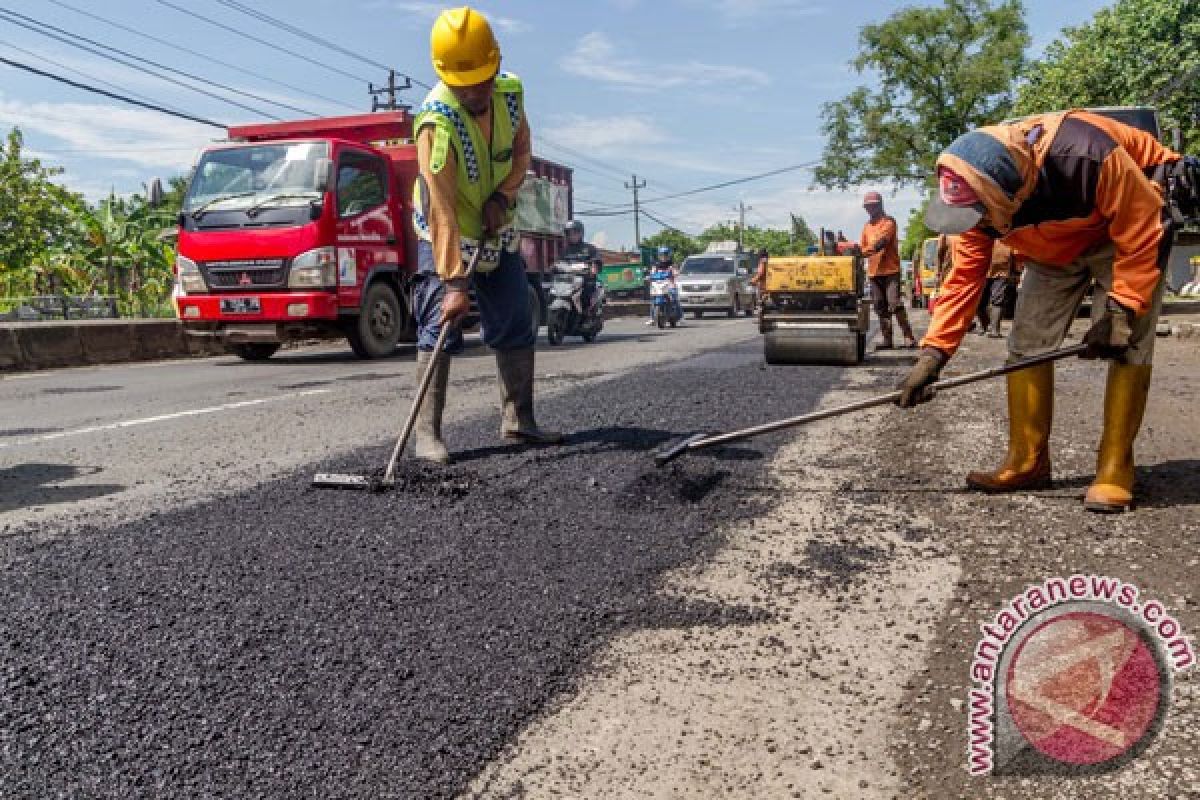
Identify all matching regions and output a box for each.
[0,339,848,799]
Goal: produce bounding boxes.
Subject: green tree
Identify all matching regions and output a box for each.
[641,227,699,261]
[0,128,85,296]
[901,201,934,260]
[814,0,1029,189]
[1016,0,1200,152]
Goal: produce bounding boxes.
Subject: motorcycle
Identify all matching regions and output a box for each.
[649,268,682,329]
[545,260,605,345]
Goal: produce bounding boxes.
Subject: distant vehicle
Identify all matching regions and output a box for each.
[911,237,940,309]
[676,245,756,319]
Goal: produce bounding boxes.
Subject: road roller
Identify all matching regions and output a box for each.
[758,250,869,365]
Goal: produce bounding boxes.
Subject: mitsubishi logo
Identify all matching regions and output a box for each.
[239,272,252,286]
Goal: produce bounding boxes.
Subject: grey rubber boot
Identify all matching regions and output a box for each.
[987,306,1005,338]
[496,347,564,444]
[413,349,451,464]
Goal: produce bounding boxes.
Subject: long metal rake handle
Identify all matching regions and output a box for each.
[380,241,489,486]
[678,343,1088,455]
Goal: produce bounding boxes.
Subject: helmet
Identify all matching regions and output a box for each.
[430,7,501,87]
[863,190,884,207]
[564,219,584,238]
[657,246,672,259]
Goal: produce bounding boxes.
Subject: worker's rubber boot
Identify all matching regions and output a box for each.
[1084,363,1152,513]
[895,307,918,348]
[987,306,1004,338]
[496,348,564,445]
[877,317,894,350]
[966,362,1054,492]
[413,350,451,465]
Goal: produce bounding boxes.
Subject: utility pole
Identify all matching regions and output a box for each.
[625,174,647,247]
[369,69,412,112]
[734,200,752,251]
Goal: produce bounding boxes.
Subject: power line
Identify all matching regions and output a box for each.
[154,0,372,86]
[0,55,225,128]
[640,207,696,236]
[583,161,820,213]
[45,0,359,113]
[0,36,192,116]
[211,0,431,91]
[0,7,283,120]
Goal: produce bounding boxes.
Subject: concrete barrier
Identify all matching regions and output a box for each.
[16,324,85,369]
[79,322,135,365]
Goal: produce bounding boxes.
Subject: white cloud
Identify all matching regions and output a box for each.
[368,1,531,33]
[591,230,611,249]
[0,93,216,175]
[542,114,668,151]
[702,0,826,21]
[561,32,769,92]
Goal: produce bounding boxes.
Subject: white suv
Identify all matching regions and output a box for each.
[677,252,757,318]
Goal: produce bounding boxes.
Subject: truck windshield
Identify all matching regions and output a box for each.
[680,257,736,274]
[184,142,328,215]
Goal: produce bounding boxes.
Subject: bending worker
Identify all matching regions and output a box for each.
[860,191,917,349]
[897,110,1184,512]
[410,6,562,464]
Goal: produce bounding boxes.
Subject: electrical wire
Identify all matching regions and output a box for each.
[210,0,430,91]
[0,36,193,116]
[582,161,820,213]
[0,55,225,128]
[154,0,372,85]
[0,8,283,119]
[640,207,696,236]
[45,0,359,113]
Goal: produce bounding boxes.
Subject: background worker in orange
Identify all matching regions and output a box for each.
[896,110,1183,513]
[975,240,1017,338]
[860,191,917,349]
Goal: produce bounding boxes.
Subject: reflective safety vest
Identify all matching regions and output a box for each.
[412,72,524,273]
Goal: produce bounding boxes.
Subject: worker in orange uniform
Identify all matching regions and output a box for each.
[976,240,1017,338]
[896,110,1186,513]
[860,191,917,349]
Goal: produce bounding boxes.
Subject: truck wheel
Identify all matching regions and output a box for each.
[348,282,402,359]
[230,343,280,361]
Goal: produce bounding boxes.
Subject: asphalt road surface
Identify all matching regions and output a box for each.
[2,313,1197,799]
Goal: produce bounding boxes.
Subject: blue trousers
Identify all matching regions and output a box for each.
[412,240,535,354]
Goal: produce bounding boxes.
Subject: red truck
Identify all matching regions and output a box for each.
[174,111,573,360]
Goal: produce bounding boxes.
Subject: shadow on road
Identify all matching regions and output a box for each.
[0,463,124,514]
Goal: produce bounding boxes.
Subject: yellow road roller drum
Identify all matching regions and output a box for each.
[759,254,869,366]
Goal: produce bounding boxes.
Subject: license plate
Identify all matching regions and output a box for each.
[221,297,261,314]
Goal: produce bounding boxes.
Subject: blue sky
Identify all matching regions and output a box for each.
[1,0,1109,250]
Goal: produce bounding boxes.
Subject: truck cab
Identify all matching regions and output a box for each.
[174,112,420,360]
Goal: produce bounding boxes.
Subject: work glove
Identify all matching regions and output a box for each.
[895,348,948,408]
[1082,298,1135,360]
[482,191,509,235]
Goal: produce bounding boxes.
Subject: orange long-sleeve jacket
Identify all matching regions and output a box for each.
[923,111,1179,356]
[859,215,900,277]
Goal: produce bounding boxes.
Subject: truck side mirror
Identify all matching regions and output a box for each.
[315,158,335,193]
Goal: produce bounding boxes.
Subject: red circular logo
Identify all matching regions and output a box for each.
[1006,611,1164,766]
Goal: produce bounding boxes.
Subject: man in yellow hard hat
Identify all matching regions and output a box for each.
[410,6,562,463]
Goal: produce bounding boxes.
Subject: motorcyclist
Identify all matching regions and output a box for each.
[647,246,681,325]
[562,219,601,314]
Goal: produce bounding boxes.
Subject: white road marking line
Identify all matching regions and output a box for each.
[0,389,332,450]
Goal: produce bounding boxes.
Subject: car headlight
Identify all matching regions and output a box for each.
[288,246,337,288]
[175,253,206,294]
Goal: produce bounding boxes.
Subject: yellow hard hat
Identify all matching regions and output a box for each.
[430,6,501,87]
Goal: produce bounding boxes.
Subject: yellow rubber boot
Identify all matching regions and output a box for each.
[1085,363,1152,513]
[966,362,1054,492]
